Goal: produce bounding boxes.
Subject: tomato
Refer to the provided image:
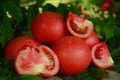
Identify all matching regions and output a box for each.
[91,42,114,69]
[4,36,40,60]
[52,36,91,75]
[100,0,115,10]
[15,45,59,78]
[83,32,99,49]
[31,11,68,45]
[66,12,93,38]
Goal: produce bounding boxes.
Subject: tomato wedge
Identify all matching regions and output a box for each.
[15,45,59,78]
[66,12,93,38]
[91,42,114,69]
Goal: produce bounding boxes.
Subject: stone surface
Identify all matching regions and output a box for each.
[45,70,120,80]
[102,70,120,80]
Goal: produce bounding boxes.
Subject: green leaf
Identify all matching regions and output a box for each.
[67,3,81,15]
[42,3,57,12]
[6,0,23,23]
[102,18,116,40]
[36,0,45,7]
[76,67,108,80]
[13,75,43,80]
[111,47,120,72]
[0,1,7,17]
[27,4,39,25]
[56,4,69,18]
[0,15,14,48]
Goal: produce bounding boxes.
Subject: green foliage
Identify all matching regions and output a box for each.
[27,5,39,25]
[76,67,108,80]
[111,47,120,72]
[0,15,14,48]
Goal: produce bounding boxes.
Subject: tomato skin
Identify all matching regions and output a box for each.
[52,36,91,75]
[31,11,68,45]
[15,45,59,78]
[66,12,93,38]
[83,32,99,49]
[100,0,115,10]
[4,36,40,60]
[91,42,114,69]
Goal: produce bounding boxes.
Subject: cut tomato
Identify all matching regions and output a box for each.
[15,45,59,78]
[91,42,114,69]
[66,12,93,38]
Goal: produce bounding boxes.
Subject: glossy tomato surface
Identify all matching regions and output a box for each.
[91,42,114,69]
[4,36,40,60]
[83,32,99,49]
[15,45,59,78]
[31,11,68,45]
[52,36,91,75]
[66,12,93,38]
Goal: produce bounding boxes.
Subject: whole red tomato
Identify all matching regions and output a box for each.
[31,11,68,45]
[15,45,59,78]
[83,32,99,49]
[91,42,114,69]
[4,36,40,60]
[52,36,91,75]
[66,12,93,38]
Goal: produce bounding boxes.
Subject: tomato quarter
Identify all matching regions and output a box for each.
[91,42,114,69]
[66,12,93,38]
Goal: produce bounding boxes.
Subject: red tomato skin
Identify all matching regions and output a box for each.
[31,11,68,45]
[83,32,99,49]
[15,45,59,78]
[66,12,93,38]
[100,0,115,10]
[4,36,40,60]
[52,36,91,75]
[91,42,114,69]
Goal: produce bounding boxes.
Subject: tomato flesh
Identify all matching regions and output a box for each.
[66,12,93,38]
[91,42,114,69]
[15,45,59,78]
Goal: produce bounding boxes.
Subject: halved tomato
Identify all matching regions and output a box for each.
[15,45,59,78]
[4,36,40,60]
[91,42,114,69]
[66,12,93,38]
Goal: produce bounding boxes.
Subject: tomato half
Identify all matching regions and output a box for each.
[91,42,114,69]
[52,36,91,75]
[4,36,40,60]
[31,11,68,45]
[66,12,93,38]
[15,45,59,78]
